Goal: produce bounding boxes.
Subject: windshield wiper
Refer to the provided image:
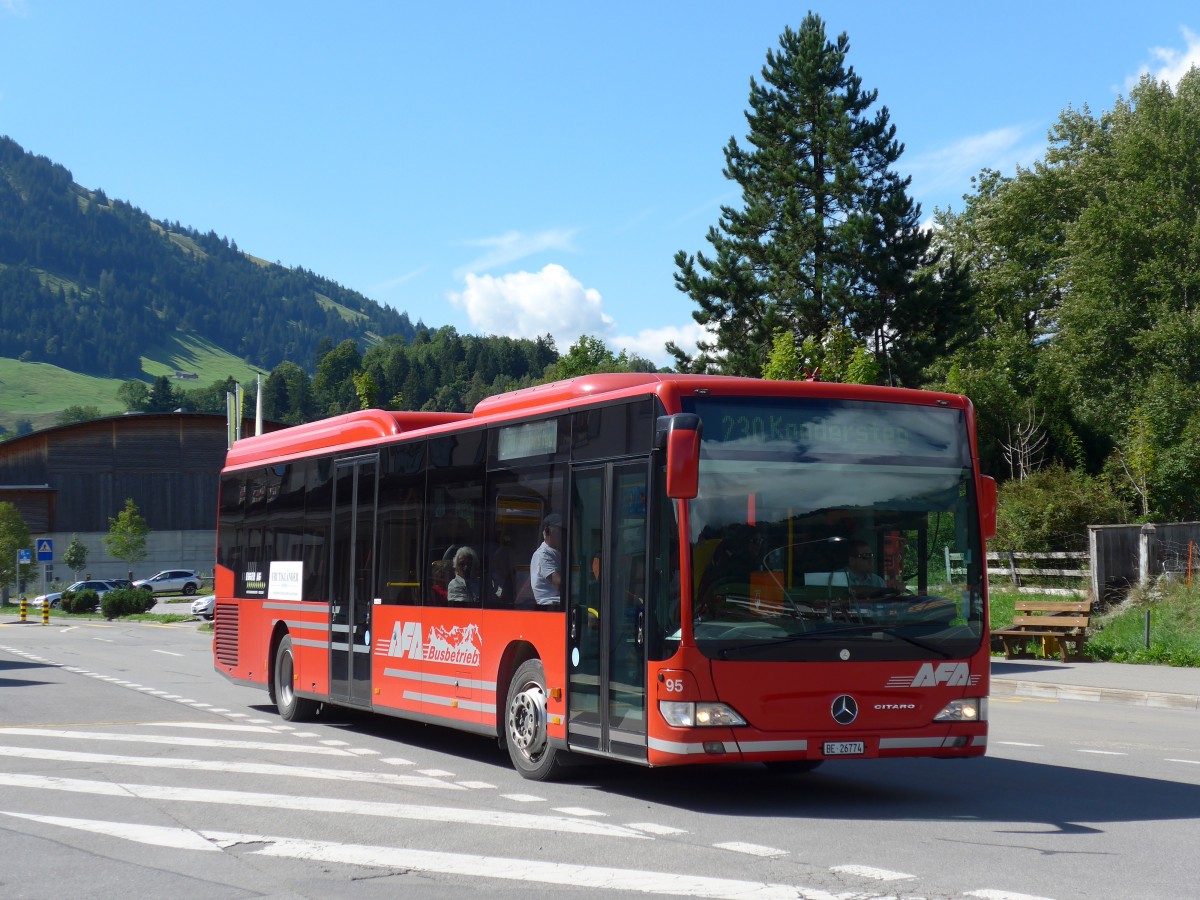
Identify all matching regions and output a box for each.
[717,623,955,659]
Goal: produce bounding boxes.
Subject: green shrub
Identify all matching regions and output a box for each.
[62,588,99,614]
[100,587,154,618]
[995,464,1128,552]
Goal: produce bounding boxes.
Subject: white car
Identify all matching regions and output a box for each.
[30,580,116,610]
[134,569,203,595]
[190,594,215,620]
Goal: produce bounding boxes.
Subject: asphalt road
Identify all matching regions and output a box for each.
[1,618,1198,900]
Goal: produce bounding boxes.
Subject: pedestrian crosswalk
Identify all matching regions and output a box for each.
[0,640,1062,900]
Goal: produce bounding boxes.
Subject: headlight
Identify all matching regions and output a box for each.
[934,697,986,722]
[658,701,746,727]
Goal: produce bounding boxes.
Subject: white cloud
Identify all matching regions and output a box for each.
[908,125,1045,214]
[612,322,712,368]
[448,263,613,351]
[453,229,577,279]
[1127,26,1200,91]
[369,265,427,293]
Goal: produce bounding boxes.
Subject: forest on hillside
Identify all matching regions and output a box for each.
[0,136,414,378]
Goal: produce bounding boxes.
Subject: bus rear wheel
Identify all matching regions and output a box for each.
[505,659,564,781]
[274,634,320,722]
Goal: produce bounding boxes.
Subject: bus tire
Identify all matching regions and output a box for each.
[504,659,563,781]
[274,634,319,722]
[763,759,824,774]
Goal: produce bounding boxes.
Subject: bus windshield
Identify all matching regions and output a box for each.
[682,396,986,662]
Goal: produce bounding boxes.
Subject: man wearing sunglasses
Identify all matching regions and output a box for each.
[846,540,886,590]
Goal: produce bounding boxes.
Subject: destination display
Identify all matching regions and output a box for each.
[686,397,970,465]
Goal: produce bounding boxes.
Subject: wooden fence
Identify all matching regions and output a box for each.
[948,549,1090,597]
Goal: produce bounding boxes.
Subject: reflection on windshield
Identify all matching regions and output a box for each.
[683,398,985,662]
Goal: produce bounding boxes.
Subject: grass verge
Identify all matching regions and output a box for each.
[0,602,196,625]
[991,581,1200,666]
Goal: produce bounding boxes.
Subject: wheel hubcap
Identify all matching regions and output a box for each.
[508,684,547,759]
[279,653,294,705]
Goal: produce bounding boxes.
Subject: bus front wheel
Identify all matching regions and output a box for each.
[504,659,564,781]
[274,634,320,722]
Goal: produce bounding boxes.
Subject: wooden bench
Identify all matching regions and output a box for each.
[991,599,1092,661]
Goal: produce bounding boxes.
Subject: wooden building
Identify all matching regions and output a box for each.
[0,413,285,584]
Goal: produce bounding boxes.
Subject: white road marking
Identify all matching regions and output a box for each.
[965,890,1058,900]
[456,781,495,790]
[626,822,689,836]
[0,775,649,838]
[830,864,914,881]
[1,728,357,756]
[1166,757,1200,765]
[713,841,787,858]
[996,741,1042,747]
[151,721,280,733]
[502,793,545,803]
[0,746,462,789]
[381,757,416,766]
[1,813,865,899]
[151,649,183,657]
[418,768,455,777]
[1077,749,1125,756]
[554,807,605,817]
[3,812,218,852]
[320,739,350,746]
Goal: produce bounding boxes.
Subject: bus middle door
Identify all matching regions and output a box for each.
[330,453,378,709]
[567,461,649,762]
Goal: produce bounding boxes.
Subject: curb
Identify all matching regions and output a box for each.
[991,677,1200,711]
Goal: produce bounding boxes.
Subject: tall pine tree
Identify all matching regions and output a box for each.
[671,15,946,380]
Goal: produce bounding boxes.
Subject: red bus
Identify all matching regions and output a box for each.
[213,373,997,780]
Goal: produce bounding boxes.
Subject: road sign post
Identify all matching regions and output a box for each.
[36,539,53,604]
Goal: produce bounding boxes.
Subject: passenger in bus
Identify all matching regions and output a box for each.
[447,546,479,604]
[530,513,563,607]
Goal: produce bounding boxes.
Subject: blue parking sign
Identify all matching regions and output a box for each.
[36,539,53,562]
[18,548,31,564]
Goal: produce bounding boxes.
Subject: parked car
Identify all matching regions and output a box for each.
[106,578,133,590]
[190,594,215,620]
[133,569,202,595]
[30,580,116,609]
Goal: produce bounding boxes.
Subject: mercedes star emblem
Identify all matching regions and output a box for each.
[831,694,858,725]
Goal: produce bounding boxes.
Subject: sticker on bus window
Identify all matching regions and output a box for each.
[268,560,304,601]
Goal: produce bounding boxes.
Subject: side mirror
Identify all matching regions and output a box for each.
[657,414,702,499]
[979,475,998,540]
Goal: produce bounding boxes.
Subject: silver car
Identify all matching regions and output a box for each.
[133,569,202,595]
[30,580,115,609]
[190,594,215,620]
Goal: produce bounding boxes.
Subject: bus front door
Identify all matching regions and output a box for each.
[330,454,378,708]
[568,462,648,762]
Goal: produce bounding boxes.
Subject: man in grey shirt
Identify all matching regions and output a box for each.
[530,514,563,607]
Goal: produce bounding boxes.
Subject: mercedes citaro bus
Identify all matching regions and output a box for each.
[213,373,996,779]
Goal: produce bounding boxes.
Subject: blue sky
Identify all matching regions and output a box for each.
[2,2,1198,368]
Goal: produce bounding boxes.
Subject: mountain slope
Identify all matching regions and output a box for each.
[0,136,416,381]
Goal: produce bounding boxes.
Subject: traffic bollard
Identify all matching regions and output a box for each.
[19,594,26,623]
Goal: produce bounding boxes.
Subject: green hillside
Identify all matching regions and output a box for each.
[0,135,416,387]
[0,335,267,433]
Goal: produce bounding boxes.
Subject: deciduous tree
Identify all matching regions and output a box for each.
[104,498,150,578]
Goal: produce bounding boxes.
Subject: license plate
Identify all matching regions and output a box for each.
[823,741,865,756]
